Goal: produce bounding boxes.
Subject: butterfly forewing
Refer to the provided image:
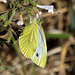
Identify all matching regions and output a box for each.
[31,25,47,68]
[19,25,38,58]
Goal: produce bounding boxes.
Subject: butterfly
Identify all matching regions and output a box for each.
[19,19,47,68]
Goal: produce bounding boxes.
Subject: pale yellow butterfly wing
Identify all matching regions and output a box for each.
[31,25,47,68]
[19,25,38,58]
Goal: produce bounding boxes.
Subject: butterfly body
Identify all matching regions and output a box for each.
[19,20,47,68]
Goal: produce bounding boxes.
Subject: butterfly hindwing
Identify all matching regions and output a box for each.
[31,25,47,68]
[19,25,38,58]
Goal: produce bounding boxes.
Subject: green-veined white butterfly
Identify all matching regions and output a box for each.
[19,19,47,68]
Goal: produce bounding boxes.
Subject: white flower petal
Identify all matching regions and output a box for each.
[39,11,42,15]
[48,9,54,14]
[17,21,24,25]
[3,0,7,3]
[0,0,7,3]
[36,5,54,14]
[36,13,39,19]
[36,5,46,9]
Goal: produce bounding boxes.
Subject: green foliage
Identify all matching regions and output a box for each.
[11,37,26,75]
[45,33,71,39]
[69,0,75,32]
[0,0,74,74]
[0,62,13,71]
[0,0,37,74]
[0,13,7,20]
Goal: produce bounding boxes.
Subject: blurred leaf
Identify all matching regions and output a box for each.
[5,66,13,71]
[0,65,12,71]
[69,0,75,32]
[4,21,8,27]
[10,3,13,8]
[7,36,11,43]
[0,14,7,20]
[0,66,5,71]
[11,37,26,75]
[45,33,71,39]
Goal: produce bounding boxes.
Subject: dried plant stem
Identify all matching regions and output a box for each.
[59,42,68,75]
[47,47,62,57]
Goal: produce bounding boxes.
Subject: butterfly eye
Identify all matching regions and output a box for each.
[36,53,39,57]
